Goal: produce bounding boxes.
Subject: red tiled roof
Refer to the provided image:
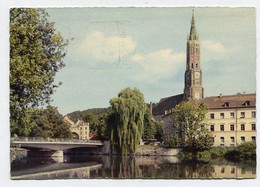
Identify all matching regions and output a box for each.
[198,93,256,109]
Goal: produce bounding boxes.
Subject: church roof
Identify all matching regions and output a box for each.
[198,93,256,109]
[152,94,184,116]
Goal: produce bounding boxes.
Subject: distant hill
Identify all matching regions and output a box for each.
[65,107,112,122]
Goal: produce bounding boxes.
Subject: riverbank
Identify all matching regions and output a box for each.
[135,145,181,156]
[177,142,256,161]
[10,148,27,162]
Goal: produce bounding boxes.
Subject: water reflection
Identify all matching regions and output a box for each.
[11,154,256,179]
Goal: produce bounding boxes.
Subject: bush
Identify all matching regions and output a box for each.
[236,142,256,160]
[177,142,256,161]
[196,150,211,159]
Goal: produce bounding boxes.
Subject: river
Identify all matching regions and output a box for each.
[11,153,256,179]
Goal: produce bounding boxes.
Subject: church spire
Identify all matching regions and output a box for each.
[184,9,203,101]
[189,9,197,39]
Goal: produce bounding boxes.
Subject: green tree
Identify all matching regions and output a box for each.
[143,108,156,140]
[10,8,69,136]
[109,87,146,155]
[142,108,163,141]
[172,101,213,151]
[29,106,72,138]
[154,121,163,140]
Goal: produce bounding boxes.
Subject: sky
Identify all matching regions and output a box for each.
[45,7,256,115]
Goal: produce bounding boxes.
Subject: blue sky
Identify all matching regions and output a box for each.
[46,7,256,115]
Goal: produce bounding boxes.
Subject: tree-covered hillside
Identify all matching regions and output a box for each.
[66,107,112,122]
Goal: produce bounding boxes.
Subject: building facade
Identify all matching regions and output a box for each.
[199,94,256,146]
[152,11,256,146]
[63,116,90,140]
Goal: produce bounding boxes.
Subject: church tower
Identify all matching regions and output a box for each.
[184,10,204,100]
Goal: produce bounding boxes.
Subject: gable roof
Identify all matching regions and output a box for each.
[153,94,184,116]
[198,93,256,109]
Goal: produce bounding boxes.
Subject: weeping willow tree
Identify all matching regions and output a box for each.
[109,88,146,155]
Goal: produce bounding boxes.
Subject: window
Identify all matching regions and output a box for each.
[245,101,250,106]
[251,124,256,131]
[211,137,214,143]
[220,137,224,143]
[224,102,229,107]
[210,125,214,132]
[252,136,256,142]
[220,113,224,119]
[241,124,245,131]
[230,112,235,118]
[230,137,235,143]
[231,168,235,174]
[251,111,256,118]
[196,63,198,68]
[210,113,214,119]
[241,136,245,143]
[230,124,235,131]
[221,167,225,173]
[240,112,245,118]
[85,127,88,130]
[220,125,224,131]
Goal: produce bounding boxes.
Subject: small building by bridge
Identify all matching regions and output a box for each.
[63,116,90,140]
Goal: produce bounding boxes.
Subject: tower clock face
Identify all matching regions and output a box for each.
[195,72,200,78]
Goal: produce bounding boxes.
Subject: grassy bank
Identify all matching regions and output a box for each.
[177,142,256,161]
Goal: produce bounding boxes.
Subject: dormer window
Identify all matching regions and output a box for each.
[224,102,229,107]
[245,101,250,106]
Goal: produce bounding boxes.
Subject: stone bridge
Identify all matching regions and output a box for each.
[11,137,105,157]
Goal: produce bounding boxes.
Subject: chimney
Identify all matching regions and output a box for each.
[150,102,153,115]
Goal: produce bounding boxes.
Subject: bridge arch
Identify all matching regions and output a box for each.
[72,132,79,139]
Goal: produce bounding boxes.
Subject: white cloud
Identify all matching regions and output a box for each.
[201,40,231,62]
[77,31,136,63]
[132,49,185,83]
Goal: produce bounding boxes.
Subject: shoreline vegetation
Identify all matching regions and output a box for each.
[176,142,256,161]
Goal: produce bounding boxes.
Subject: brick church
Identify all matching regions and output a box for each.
[152,11,256,146]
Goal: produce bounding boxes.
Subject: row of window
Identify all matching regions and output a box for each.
[79,127,88,130]
[210,111,256,119]
[217,167,256,175]
[217,136,256,144]
[210,124,256,131]
[80,131,88,135]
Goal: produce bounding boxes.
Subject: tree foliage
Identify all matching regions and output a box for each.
[67,108,112,122]
[109,88,146,155]
[173,101,213,151]
[83,112,109,140]
[18,106,72,138]
[143,108,163,141]
[10,8,69,136]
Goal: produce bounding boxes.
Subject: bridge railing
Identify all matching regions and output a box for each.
[11,137,103,144]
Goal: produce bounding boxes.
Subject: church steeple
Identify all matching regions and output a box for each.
[189,10,199,41]
[184,10,204,100]
[190,10,197,36]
